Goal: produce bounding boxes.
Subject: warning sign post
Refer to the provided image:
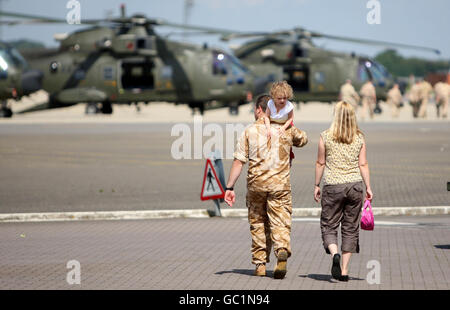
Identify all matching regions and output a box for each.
[200,158,225,201]
[201,152,225,216]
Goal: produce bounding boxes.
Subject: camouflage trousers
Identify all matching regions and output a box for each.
[361,97,375,120]
[437,97,448,118]
[387,99,400,118]
[246,190,292,265]
[411,100,421,118]
[418,98,429,118]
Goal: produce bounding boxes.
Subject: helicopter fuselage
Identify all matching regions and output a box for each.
[235,39,394,102]
[21,29,257,113]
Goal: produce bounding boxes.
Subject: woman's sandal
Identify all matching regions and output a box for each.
[339,275,349,282]
[331,254,342,280]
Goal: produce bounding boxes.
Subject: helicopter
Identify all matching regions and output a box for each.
[0,8,269,117]
[216,27,441,105]
[0,41,43,117]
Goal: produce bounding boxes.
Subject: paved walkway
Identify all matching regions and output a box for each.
[1,215,449,290]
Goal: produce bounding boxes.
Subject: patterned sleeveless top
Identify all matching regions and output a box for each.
[321,129,364,185]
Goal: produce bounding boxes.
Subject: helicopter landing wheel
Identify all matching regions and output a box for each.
[0,101,12,118]
[228,102,239,115]
[0,107,13,118]
[101,102,113,114]
[85,103,99,115]
[374,101,382,114]
[188,102,204,115]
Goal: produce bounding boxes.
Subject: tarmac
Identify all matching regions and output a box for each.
[1,112,448,214]
[0,215,449,290]
[0,94,449,290]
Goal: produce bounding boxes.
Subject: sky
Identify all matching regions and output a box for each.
[1,0,449,61]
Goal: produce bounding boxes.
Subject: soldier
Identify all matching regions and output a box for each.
[386,83,403,118]
[359,79,376,120]
[417,80,433,118]
[339,79,360,110]
[408,80,422,118]
[434,81,449,119]
[224,94,308,279]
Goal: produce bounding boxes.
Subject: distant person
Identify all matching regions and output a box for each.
[359,79,376,120]
[224,94,308,279]
[408,80,422,118]
[263,81,296,166]
[406,74,416,93]
[339,79,360,111]
[434,81,449,119]
[314,101,373,282]
[386,83,403,118]
[417,80,433,118]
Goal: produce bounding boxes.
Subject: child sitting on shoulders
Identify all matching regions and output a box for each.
[263,80,296,165]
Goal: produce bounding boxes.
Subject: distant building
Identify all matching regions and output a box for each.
[425,71,450,86]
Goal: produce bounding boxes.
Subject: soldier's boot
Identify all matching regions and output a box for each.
[274,249,288,279]
[254,263,266,277]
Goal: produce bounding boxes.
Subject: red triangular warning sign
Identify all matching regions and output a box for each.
[200,158,225,201]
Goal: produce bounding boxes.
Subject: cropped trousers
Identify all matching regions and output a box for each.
[320,181,364,254]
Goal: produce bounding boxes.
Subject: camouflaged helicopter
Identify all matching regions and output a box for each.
[216,27,440,105]
[0,8,270,117]
[0,41,42,117]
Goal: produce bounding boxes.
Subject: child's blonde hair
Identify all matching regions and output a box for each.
[330,101,363,144]
[270,81,294,100]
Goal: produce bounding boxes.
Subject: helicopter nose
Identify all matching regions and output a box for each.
[21,69,43,95]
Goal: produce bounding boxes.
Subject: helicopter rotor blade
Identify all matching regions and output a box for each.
[219,30,298,41]
[0,10,103,25]
[308,31,441,55]
[213,26,441,55]
[154,20,236,36]
[0,10,238,34]
[0,11,67,23]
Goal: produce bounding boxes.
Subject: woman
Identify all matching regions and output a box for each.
[314,101,373,281]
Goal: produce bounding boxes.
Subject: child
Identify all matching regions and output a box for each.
[264,80,296,165]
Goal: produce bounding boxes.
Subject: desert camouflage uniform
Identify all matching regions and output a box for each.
[418,80,433,118]
[234,117,308,265]
[340,82,360,109]
[359,81,376,120]
[434,82,449,118]
[408,83,422,118]
[386,86,403,118]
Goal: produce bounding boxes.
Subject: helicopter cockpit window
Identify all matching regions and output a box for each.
[227,53,248,75]
[212,51,248,76]
[0,52,10,72]
[365,60,386,86]
[212,52,227,75]
[8,48,28,70]
[0,52,8,79]
[357,61,370,82]
[0,49,26,72]
[373,61,391,79]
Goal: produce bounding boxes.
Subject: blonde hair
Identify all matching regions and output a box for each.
[330,101,363,144]
[270,81,294,100]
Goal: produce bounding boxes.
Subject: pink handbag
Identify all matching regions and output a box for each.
[361,199,374,230]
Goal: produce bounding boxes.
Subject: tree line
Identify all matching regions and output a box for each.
[375,49,450,78]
